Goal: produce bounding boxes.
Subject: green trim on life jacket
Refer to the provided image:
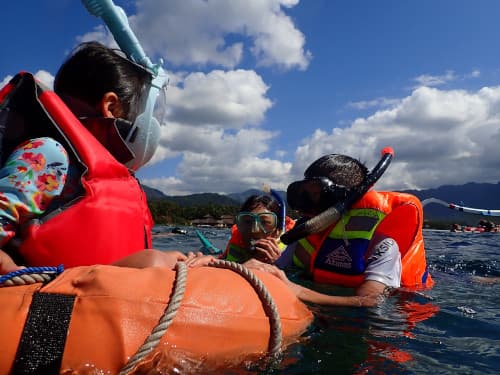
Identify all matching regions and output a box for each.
[329,208,386,239]
[292,208,386,269]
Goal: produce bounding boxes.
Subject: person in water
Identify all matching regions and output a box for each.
[274,154,403,305]
[0,41,161,273]
[273,152,436,306]
[221,194,295,264]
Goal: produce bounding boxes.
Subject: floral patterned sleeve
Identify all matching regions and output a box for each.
[0,137,69,247]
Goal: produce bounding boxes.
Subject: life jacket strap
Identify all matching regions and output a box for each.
[12,292,75,375]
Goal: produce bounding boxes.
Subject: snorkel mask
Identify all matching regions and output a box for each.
[81,0,169,171]
[287,177,352,216]
[281,147,394,245]
[123,65,167,170]
[236,212,279,235]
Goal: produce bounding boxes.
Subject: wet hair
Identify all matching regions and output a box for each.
[304,154,368,189]
[240,194,283,230]
[54,41,151,122]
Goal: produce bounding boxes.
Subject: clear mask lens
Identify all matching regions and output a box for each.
[124,69,168,171]
[236,212,278,234]
[153,82,168,126]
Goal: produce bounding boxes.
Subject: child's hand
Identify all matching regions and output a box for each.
[0,250,22,274]
[253,238,281,263]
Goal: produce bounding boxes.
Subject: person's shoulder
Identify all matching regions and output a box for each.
[16,137,67,152]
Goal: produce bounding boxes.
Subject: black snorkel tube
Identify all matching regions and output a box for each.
[280,147,394,245]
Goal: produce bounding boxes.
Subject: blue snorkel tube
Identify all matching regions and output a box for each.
[81,0,169,170]
[280,147,394,245]
[262,184,287,233]
[270,189,287,233]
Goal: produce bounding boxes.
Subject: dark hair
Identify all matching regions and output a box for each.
[54,41,151,122]
[240,194,283,229]
[304,154,368,189]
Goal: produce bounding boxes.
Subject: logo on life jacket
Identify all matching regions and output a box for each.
[324,245,352,269]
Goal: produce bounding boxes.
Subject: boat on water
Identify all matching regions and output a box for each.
[0,262,312,374]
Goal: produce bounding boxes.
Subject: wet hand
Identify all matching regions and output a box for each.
[185,251,215,268]
[253,238,281,264]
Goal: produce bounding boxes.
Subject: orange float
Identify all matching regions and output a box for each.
[0,262,313,374]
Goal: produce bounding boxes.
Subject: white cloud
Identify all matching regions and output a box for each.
[348,97,401,110]
[130,0,310,70]
[467,69,481,78]
[1,70,54,90]
[0,75,13,89]
[164,69,273,127]
[144,83,500,195]
[412,69,481,89]
[293,85,500,191]
[413,70,457,87]
[76,25,118,48]
[145,123,292,194]
[34,70,55,89]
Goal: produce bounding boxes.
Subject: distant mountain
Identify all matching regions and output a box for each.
[141,185,240,207]
[142,185,168,200]
[227,189,263,203]
[164,193,240,207]
[143,181,500,224]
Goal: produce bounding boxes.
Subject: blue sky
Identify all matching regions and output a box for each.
[2,0,499,195]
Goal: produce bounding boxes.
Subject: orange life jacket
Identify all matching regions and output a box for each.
[293,190,433,289]
[0,72,153,267]
[0,264,313,374]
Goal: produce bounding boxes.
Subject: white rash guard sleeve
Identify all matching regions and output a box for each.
[364,236,402,288]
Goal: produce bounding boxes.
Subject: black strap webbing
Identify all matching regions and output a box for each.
[11,292,76,375]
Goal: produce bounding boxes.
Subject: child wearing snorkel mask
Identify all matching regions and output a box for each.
[0,41,164,273]
[221,194,295,264]
[270,153,403,307]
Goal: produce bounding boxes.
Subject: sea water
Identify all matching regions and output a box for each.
[152,227,500,374]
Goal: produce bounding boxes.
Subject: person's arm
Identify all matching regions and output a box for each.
[0,138,69,272]
[112,250,215,269]
[242,259,381,307]
[362,235,401,289]
[245,243,397,308]
[266,264,387,307]
[0,138,69,248]
[0,249,23,274]
[111,250,187,268]
[290,282,384,307]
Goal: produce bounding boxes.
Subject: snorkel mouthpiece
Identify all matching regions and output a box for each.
[81,0,169,170]
[281,147,394,245]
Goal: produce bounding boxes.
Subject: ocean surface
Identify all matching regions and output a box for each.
[152,227,499,375]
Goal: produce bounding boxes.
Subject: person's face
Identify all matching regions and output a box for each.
[236,205,279,243]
